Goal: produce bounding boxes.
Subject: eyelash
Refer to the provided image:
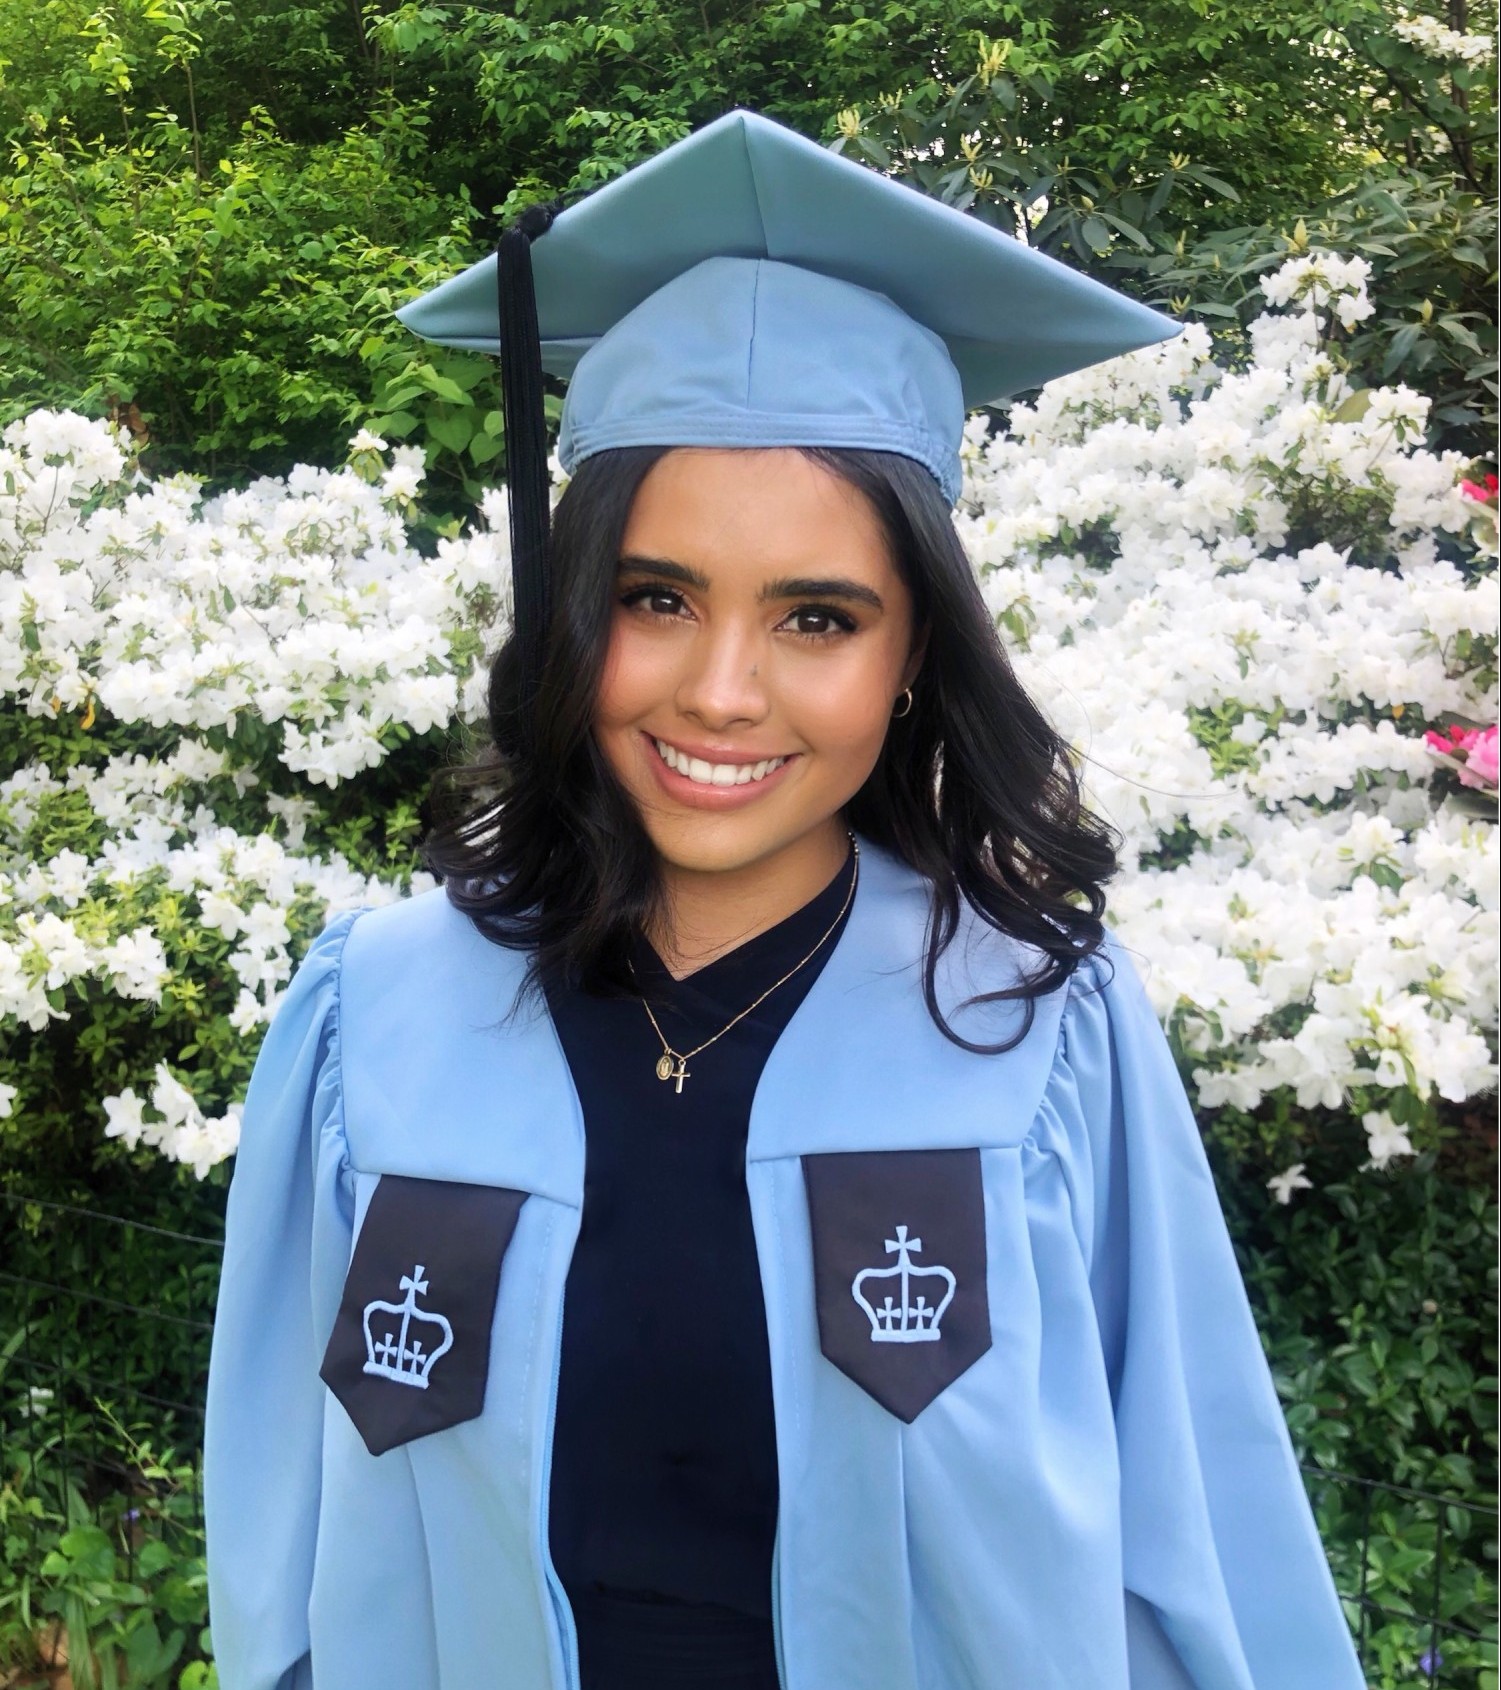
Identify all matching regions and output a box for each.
[617,585,857,642]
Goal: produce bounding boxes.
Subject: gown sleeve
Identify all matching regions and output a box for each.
[204,906,368,1690]
[1038,937,1364,1690]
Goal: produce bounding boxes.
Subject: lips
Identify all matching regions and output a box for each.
[651,736,789,787]
[639,731,799,808]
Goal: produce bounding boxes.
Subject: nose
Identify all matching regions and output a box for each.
[673,619,770,731]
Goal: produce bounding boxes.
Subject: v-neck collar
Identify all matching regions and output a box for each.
[630,838,857,1019]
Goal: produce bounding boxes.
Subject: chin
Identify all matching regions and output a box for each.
[639,811,812,876]
[632,791,857,883]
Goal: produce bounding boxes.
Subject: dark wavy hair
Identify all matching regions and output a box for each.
[418,444,1120,1053]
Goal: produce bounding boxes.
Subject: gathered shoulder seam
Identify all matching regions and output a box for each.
[1054,944,1111,1070]
[324,905,374,1157]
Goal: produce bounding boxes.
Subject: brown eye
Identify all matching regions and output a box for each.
[783,605,856,639]
[621,585,687,617]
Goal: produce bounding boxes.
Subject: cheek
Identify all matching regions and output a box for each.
[787,645,905,764]
[595,617,664,729]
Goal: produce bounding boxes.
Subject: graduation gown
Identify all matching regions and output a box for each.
[202,836,1364,1690]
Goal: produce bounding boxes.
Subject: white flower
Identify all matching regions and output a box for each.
[31,848,94,908]
[198,890,247,937]
[1361,1110,1417,1170]
[101,927,170,1001]
[228,987,267,1035]
[348,429,389,454]
[102,1087,149,1150]
[151,1063,201,1129]
[17,912,93,994]
[241,900,293,952]
[1267,1163,1315,1204]
[381,464,424,502]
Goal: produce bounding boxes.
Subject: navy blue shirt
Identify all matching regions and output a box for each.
[544,842,856,1688]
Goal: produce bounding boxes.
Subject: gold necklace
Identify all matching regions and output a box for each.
[633,837,859,1094]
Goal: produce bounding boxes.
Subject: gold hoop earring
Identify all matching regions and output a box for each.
[892,687,914,719]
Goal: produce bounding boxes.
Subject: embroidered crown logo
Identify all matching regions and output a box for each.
[362,1263,454,1389]
[851,1224,956,1344]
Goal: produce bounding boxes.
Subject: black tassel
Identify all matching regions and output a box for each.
[495,201,561,753]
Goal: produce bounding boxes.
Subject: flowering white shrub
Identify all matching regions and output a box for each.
[1,252,1495,1185]
[1391,10,1496,65]
[958,252,1497,1195]
[0,418,509,1172]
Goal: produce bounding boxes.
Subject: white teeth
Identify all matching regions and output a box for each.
[653,739,787,787]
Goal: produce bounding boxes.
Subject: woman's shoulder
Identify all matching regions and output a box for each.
[340,880,527,971]
[304,882,536,1050]
[856,836,1089,1025]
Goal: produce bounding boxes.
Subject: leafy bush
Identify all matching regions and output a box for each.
[1,0,1493,491]
[0,1169,222,1687]
[835,16,1496,461]
[0,419,477,1184]
[1220,1149,1498,1687]
[961,256,1496,1185]
[0,106,506,505]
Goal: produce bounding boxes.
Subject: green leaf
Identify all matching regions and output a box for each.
[1099,210,1149,249]
[425,411,472,454]
[419,373,470,405]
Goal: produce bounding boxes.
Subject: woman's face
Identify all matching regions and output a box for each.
[594,447,923,881]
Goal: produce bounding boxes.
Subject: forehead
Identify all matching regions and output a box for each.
[622,448,895,575]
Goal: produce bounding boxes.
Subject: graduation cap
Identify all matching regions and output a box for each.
[395,108,1179,747]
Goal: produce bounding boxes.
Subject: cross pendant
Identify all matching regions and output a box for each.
[671,1057,689,1094]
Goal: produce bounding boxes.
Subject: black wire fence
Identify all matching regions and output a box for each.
[1,1189,1496,1687]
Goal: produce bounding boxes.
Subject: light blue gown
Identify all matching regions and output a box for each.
[203,837,1365,1690]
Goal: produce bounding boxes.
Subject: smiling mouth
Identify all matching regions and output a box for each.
[651,736,791,788]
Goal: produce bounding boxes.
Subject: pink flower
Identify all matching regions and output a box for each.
[1457,725,1499,790]
[1425,722,1498,792]
[1426,724,1474,751]
[1461,472,1499,502]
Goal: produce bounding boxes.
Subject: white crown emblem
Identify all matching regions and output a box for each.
[362,1263,454,1389]
[851,1224,956,1344]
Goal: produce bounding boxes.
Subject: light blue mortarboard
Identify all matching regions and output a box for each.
[395,108,1179,743]
[397,108,1178,504]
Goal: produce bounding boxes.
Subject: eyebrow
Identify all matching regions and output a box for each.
[617,554,884,612]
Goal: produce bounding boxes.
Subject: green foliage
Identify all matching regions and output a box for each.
[0,0,1493,490]
[1218,1149,1499,1686]
[1129,172,1498,461]
[0,1451,214,1688]
[834,12,1496,460]
[0,103,500,499]
[1222,1152,1497,1487]
[0,1178,220,1686]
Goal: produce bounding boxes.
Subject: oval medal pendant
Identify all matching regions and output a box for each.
[655,1053,675,1083]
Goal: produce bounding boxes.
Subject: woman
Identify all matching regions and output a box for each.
[204,111,1365,1689]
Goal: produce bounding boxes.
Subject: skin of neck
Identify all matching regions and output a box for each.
[645,813,852,980]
